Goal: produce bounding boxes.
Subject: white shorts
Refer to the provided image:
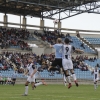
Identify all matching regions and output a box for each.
[62,59,73,70]
[27,76,35,83]
[94,76,99,82]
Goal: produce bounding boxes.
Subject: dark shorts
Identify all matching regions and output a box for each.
[51,58,62,68]
[12,78,16,81]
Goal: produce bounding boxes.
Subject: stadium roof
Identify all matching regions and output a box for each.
[0,0,100,20]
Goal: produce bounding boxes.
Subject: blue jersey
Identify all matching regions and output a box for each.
[53,44,63,58]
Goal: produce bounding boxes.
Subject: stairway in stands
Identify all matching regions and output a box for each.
[76,36,98,54]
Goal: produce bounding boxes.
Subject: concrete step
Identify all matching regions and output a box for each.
[0,48,32,54]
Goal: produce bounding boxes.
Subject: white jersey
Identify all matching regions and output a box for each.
[62,44,74,70]
[27,63,36,83]
[62,44,73,60]
[27,63,35,76]
[93,69,99,82]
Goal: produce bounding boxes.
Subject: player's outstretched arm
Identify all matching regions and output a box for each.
[91,70,94,75]
[75,49,84,54]
[50,44,53,48]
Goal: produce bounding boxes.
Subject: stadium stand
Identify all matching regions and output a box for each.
[34,30,96,54]
[85,59,100,68]
[85,37,100,45]
[69,36,95,53]
[0,50,98,80]
[0,27,46,52]
[0,26,99,81]
[0,0,100,90]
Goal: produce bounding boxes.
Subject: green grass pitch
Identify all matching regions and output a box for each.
[0,84,100,100]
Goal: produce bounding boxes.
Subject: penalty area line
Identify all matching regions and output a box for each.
[10,96,41,100]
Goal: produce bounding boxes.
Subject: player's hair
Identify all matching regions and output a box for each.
[56,38,62,43]
[64,38,70,44]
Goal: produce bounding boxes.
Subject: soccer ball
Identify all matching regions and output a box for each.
[53,19,59,24]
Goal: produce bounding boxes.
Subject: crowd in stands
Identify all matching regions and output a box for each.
[88,57,97,62]
[34,30,85,52]
[1,52,99,74]
[72,55,89,71]
[0,27,98,77]
[0,27,93,54]
[0,27,97,55]
[0,55,13,71]
[0,27,32,50]
[0,52,54,73]
[34,30,65,45]
[0,51,99,80]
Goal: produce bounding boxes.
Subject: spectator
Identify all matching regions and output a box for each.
[96,63,100,68]
[3,77,7,85]
[11,71,17,86]
[76,31,80,37]
[80,43,85,49]
[6,77,12,85]
[66,33,71,38]
[0,76,3,85]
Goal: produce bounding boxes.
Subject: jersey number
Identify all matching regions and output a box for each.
[65,47,69,59]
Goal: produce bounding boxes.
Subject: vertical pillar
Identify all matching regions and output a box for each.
[58,21,61,29]
[96,49,100,58]
[58,9,61,30]
[40,19,44,30]
[4,14,8,27]
[20,15,21,29]
[54,23,55,29]
[22,16,27,29]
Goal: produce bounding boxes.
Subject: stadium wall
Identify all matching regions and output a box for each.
[16,78,95,85]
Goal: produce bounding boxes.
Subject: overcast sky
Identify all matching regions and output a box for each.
[0,12,100,33]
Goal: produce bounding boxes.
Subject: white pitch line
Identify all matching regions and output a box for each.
[10,97,21,98]
[0,96,41,100]
[90,98,99,100]
[0,94,99,100]
[77,97,85,98]
[29,98,40,100]
[37,94,100,100]
[38,94,84,98]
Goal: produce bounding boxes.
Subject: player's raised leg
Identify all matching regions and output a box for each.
[65,70,72,89]
[70,69,78,87]
[34,79,47,87]
[22,81,29,96]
